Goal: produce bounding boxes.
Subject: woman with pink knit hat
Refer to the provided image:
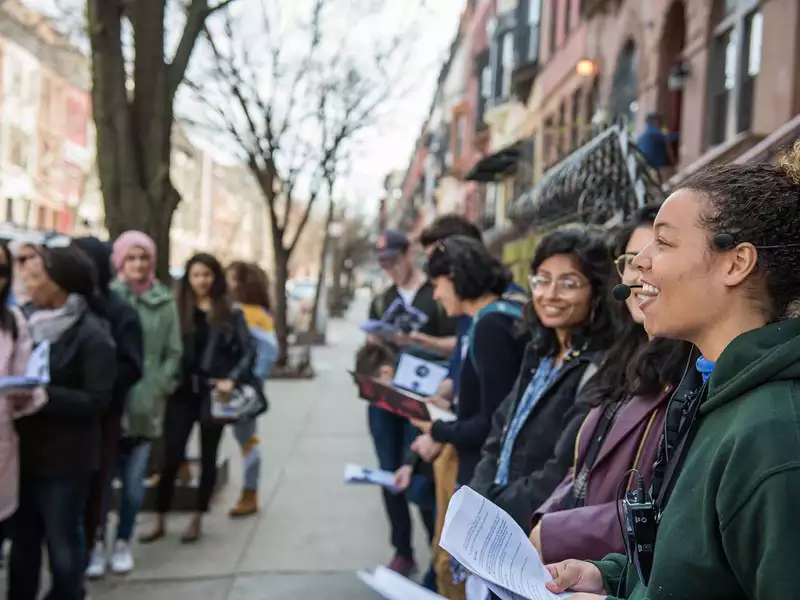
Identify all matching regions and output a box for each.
[86,231,183,578]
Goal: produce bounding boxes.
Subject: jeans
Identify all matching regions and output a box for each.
[102,439,152,542]
[8,474,89,600]
[83,416,122,562]
[367,405,436,558]
[232,418,260,491]
[156,398,224,514]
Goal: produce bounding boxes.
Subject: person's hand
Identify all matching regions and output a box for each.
[393,332,412,347]
[214,379,235,395]
[544,560,606,595]
[7,391,33,413]
[393,465,413,492]
[424,395,452,411]
[410,418,432,434]
[529,523,542,555]
[411,434,442,462]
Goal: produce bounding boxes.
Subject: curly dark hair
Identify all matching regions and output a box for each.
[177,252,231,332]
[526,226,615,356]
[426,235,510,300]
[588,205,694,407]
[355,342,397,377]
[681,141,800,320]
[419,214,483,249]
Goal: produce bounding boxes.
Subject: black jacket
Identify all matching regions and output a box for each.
[469,341,604,532]
[73,236,144,415]
[16,312,118,476]
[175,306,256,402]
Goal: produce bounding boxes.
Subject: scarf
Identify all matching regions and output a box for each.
[112,230,156,295]
[28,294,87,344]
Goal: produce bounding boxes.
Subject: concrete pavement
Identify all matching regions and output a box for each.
[85,291,431,599]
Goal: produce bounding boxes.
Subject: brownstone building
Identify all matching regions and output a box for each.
[529,0,800,181]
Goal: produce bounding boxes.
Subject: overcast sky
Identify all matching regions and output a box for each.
[23,0,465,220]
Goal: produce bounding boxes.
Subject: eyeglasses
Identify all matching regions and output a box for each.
[529,274,587,296]
[615,253,637,277]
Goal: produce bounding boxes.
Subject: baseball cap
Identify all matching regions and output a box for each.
[375,229,410,261]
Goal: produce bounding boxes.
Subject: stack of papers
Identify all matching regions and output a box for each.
[357,565,445,600]
[0,341,50,395]
[344,464,401,493]
[440,486,570,600]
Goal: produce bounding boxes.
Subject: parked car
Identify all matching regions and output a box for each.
[286,278,327,334]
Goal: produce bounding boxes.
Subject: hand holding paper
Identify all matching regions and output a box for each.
[439,486,571,600]
[0,341,50,396]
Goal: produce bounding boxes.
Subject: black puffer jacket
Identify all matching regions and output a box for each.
[73,237,144,417]
[469,341,604,532]
[16,312,117,475]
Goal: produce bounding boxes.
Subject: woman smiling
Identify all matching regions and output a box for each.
[546,144,800,600]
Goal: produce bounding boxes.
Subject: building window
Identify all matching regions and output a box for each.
[528,0,542,62]
[549,0,558,54]
[484,183,498,229]
[8,126,30,169]
[565,0,572,34]
[707,0,762,147]
[610,39,639,128]
[454,114,466,158]
[571,89,582,151]
[544,116,555,166]
[5,198,13,222]
[557,102,566,158]
[501,32,515,99]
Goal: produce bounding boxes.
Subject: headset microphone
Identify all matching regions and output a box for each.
[612,284,643,301]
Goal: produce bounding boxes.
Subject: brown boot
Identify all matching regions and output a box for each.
[229,490,258,518]
[139,515,166,544]
[180,514,203,543]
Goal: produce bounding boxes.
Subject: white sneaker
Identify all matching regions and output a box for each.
[85,541,106,579]
[110,540,134,574]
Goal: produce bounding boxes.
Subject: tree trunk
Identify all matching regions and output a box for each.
[272,245,290,367]
[310,197,335,334]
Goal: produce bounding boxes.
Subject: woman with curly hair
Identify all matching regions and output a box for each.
[546,144,800,600]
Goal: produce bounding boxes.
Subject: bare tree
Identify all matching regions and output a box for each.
[86,0,239,279]
[186,0,418,364]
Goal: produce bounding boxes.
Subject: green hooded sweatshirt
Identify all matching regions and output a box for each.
[593,318,800,600]
[111,280,183,439]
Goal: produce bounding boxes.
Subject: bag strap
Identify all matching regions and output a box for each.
[467,300,524,374]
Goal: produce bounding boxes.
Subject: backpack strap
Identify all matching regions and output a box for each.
[467,300,524,375]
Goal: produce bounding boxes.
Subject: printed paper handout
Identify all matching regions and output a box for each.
[360,319,402,339]
[344,463,400,493]
[350,372,456,423]
[0,341,50,395]
[439,486,572,600]
[393,354,449,397]
[357,565,446,600]
[361,298,431,340]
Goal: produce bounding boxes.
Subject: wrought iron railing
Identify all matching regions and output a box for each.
[508,123,664,229]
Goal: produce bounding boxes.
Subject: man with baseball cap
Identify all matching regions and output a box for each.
[364,229,454,583]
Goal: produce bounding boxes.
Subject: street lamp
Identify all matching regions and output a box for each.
[576,58,598,78]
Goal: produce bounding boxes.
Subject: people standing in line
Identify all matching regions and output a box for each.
[366,229,455,578]
[528,206,692,563]
[225,261,278,518]
[72,236,144,573]
[469,227,614,531]
[141,253,255,544]
[0,242,47,568]
[545,146,800,600]
[9,245,117,600]
[84,231,183,578]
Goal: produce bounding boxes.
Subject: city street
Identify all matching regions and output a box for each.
[1,291,429,600]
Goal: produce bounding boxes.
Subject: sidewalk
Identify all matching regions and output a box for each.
[84,291,431,599]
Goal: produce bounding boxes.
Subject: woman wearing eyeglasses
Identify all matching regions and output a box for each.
[527,205,692,564]
[469,226,615,532]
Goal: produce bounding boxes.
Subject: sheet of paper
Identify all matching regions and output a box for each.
[440,486,568,600]
[360,319,400,339]
[0,341,50,394]
[428,404,457,422]
[344,463,400,492]
[393,354,449,397]
[357,565,446,600]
